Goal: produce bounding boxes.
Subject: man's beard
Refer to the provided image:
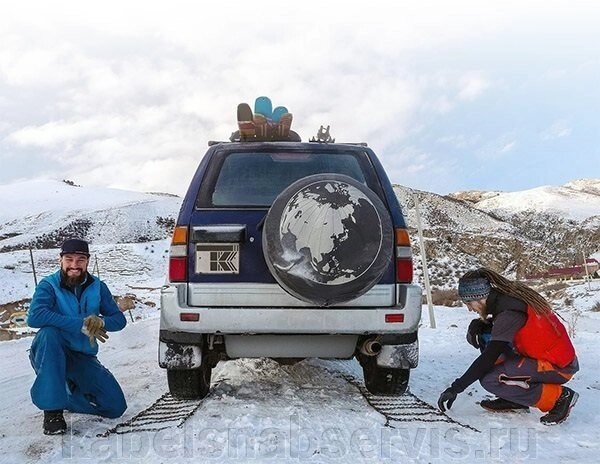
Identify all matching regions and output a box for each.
[61,269,86,288]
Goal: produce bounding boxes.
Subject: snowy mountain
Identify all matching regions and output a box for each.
[0,180,179,334]
[450,179,600,223]
[396,179,600,291]
[0,179,180,252]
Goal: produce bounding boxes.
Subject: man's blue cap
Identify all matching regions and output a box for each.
[60,239,90,257]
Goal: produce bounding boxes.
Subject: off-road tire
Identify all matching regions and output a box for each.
[167,363,212,399]
[361,356,410,396]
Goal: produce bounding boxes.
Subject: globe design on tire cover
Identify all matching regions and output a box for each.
[280,182,379,284]
[263,174,393,306]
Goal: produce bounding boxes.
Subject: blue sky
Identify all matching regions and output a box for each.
[0,0,598,196]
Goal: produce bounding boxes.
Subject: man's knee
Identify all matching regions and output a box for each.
[95,371,127,419]
[33,326,63,345]
[30,327,64,361]
[103,400,127,419]
[99,389,127,418]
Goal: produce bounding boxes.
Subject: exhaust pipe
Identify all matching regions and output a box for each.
[360,338,382,357]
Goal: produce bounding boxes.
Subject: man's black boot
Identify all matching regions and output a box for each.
[43,410,67,435]
[540,387,578,425]
[480,397,530,412]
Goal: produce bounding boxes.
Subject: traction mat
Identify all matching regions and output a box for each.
[96,378,226,437]
[342,374,480,433]
[99,371,479,437]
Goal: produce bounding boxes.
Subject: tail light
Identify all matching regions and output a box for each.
[385,313,405,323]
[395,228,413,283]
[169,226,188,282]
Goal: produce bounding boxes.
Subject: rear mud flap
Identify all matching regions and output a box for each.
[376,340,419,369]
[158,340,203,369]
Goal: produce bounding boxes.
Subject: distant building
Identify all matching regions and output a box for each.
[526,258,599,282]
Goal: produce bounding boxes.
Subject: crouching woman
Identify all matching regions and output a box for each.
[438,268,579,425]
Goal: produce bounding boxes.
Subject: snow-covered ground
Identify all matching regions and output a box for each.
[1,299,599,463]
[1,178,599,462]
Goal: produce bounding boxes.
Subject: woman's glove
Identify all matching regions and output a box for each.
[466,318,491,349]
[437,387,458,412]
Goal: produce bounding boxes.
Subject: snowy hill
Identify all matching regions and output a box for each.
[0,180,180,337]
[0,180,181,252]
[396,179,600,291]
[450,178,600,224]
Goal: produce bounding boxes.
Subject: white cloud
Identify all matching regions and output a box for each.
[384,147,435,176]
[499,140,517,153]
[0,1,598,194]
[457,74,491,101]
[541,120,572,140]
[437,134,481,149]
[477,134,518,160]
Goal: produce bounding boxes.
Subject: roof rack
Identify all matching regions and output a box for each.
[228,130,302,143]
[208,140,368,147]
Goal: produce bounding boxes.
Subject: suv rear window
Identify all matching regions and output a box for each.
[197,150,382,208]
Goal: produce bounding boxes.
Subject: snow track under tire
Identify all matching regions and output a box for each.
[98,361,479,437]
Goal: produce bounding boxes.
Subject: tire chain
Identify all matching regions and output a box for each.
[98,371,479,437]
[342,375,480,433]
[97,379,225,437]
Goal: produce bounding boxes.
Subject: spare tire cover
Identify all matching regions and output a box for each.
[263,173,393,306]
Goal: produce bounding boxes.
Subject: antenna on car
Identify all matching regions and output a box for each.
[310,125,335,143]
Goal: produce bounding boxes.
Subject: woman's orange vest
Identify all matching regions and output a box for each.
[512,305,576,368]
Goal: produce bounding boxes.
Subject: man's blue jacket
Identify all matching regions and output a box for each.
[27,271,126,355]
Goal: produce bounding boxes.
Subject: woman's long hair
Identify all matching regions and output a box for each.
[461,268,552,315]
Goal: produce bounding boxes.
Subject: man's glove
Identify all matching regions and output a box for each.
[81,315,108,346]
[466,318,491,350]
[437,387,458,412]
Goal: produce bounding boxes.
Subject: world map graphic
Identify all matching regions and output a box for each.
[278,180,382,285]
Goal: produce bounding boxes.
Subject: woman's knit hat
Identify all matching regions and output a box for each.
[458,277,491,302]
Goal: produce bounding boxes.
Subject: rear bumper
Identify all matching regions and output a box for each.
[159,283,422,335]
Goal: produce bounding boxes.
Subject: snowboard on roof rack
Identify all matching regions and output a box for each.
[237,103,255,140]
[254,96,273,120]
[273,106,293,139]
[254,96,272,139]
[232,97,298,142]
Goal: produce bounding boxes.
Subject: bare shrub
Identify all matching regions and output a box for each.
[591,302,600,312]
[567,310,581,339]
[431,288,461,307]
[537,281,569,293]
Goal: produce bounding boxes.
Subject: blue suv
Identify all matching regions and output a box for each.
[159,135,422,398]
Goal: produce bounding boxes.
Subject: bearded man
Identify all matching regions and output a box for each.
[27,239,127,435]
